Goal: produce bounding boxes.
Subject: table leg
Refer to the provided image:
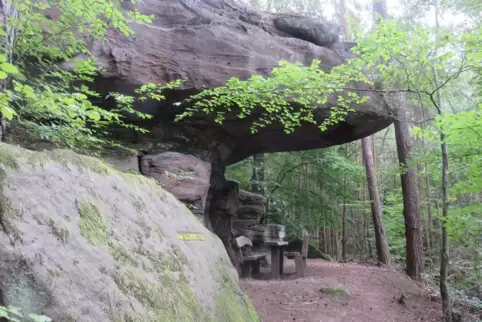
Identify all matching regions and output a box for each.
[279,247,284,275]
[271,247,280,280]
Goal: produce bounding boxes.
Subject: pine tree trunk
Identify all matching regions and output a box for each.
[361,136,391,265]
[394,105,425,281]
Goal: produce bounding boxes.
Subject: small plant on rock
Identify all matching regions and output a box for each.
[0,305,52,322]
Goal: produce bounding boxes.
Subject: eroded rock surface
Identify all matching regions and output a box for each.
[85,0,392,165]
[26,0,394,270]
[0,144,258,322]
[140,152,212,219]
[233,190,267,235]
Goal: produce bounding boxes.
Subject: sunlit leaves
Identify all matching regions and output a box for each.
[0,0,179,153]
[0,305,51,322]
[177,59,369,134]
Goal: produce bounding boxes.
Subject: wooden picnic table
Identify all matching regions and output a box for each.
[264,240,289,279]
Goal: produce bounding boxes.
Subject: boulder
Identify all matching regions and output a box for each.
[0,143,258,322]
[83,0,392,165]
[233,190,266,235]
[139,152,212,219]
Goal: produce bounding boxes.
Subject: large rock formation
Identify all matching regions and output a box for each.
[140,152,212,219]
[233,190,267,236]
[30,0,394,266]
[0,143,258,322]
[86,0,392,165]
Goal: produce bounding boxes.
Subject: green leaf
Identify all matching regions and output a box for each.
[0,62,19,74]
[1,105,16,120]
[0,71,7,79]
[28,313,52,322]
[86,111,101,121]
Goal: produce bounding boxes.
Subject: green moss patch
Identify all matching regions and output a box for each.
[112,267,211,322]
[0,146,22,242]
[109,242,139,267]
[319,285,349,299]
[45,217,70,244]
[0,143,161,190]
[0,144,20,174]
[215,261,260,322]
[153,223,163,242]
[77,200,109,246]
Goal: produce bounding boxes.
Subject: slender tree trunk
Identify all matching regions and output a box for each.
[394,104,425,281]
[421,106,434,264]
[342,180,347,260]
[432,0,452,319]
[439,126,452,321]
[372,0,424,276]
[251,153,266,195]
[340,0,390,266]
[366,215,373,258]
[371,1,426,280]
[0,0,18,142]
[362,136,391,264]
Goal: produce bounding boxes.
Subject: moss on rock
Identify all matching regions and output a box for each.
[0,143,259,322]
[77,200,109,246]
[45,217,70,244]
[153,223,163,242]
[109,242,139,267]
[215,261,260,322]
[112,267,211,322]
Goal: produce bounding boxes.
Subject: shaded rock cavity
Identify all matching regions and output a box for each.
[273,14,339,47]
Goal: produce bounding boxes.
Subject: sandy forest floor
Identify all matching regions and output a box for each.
[241,259,442,322]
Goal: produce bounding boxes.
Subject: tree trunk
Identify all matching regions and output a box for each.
[439,130,452,321]
[342,184,347,260]
[432,0,452,318]
[0,0,18,142]
[361,136,391,265]
[339,0,390,266]
[421,106,434,264]
[251,153,266,195]
[394,105,425,281]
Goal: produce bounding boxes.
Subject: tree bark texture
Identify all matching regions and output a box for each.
[394,106,425,281]
[361,136,391,265]
[0,0,18,142]
[432,0,452,318]
[251,153,266,195]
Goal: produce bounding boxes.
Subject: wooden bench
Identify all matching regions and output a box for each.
[236,236,267,278]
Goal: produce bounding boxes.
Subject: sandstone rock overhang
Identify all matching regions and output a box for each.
[85,0,393,164]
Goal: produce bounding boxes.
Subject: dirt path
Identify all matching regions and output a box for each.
[241,259,442,322]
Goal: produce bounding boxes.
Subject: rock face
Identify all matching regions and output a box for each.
[87,0,392,165]
[140,152,212,219]
[233,190,266,236]
[41,0,394,268]
[0,144,258,322]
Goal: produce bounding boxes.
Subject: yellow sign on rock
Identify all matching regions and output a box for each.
[177,232,205,241]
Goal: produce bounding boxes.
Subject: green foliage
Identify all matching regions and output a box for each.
[0,0,181,153]
[177,60,368,134]
[382,189,407,262]
[227,146,365,240]
[0,305,51,322]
